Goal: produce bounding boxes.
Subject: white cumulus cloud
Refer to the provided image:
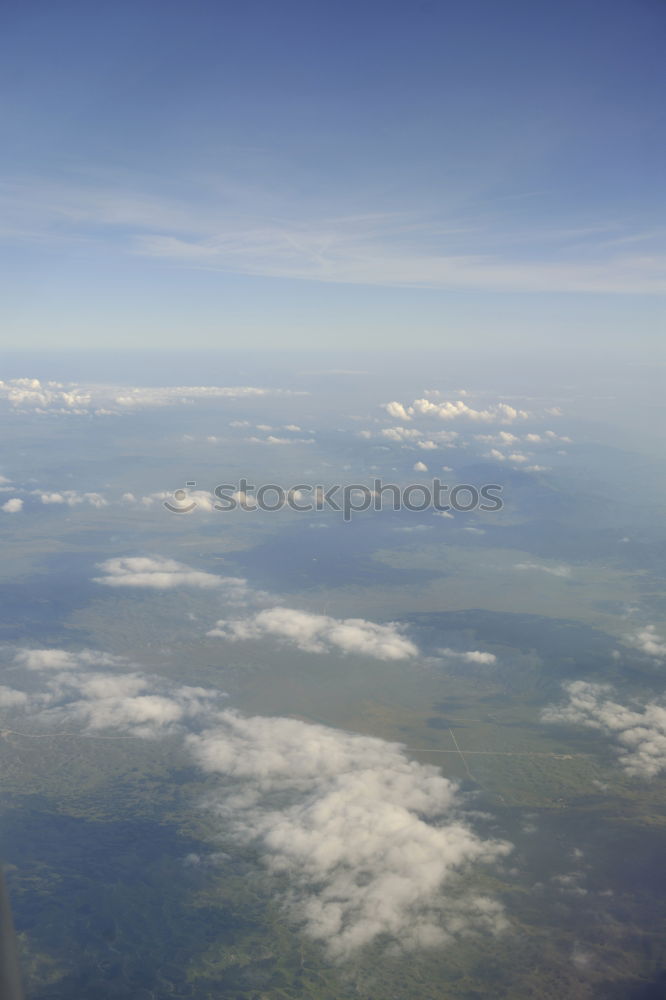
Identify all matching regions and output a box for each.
[93,556,248,598]
[542,681,666,778]
[186,710,512,958]
[438,648,497,665]
[624,624,666,660]
[1,498,23,513]
[6,647,223,738]
[384,398,528,424]
[3,642,512,957]
[36,490,108,508]
[207,607,418,660]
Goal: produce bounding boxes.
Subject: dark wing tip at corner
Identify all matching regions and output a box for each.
[0,868,24,1000]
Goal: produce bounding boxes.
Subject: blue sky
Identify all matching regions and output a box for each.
[1,0,664,351]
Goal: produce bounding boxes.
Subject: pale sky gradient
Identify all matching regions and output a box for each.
[1,0,664,352]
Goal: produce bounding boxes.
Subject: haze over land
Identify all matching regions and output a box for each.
[1,0,665,996]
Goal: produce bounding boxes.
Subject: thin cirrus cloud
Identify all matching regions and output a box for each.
[2,643,513,958]
[514,562,572,579]
[3,179,663,294]
[207,606,418,661]
[542,681,666,779]
[134,226,666,295]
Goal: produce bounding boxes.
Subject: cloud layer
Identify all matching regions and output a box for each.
[0,378,303,415]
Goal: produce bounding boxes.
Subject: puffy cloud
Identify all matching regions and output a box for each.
[55,678,215,736]
[36,490,108,508]
[478,430,569,448]
[484,449,529,465]
[6,646,223,738]
[514,562,572,578]
[384,401,412,421]
[624,625,666,660]
[380,426,421,441]
[383,398,528,424]
[208,607,418,660]
[0,378,92,413]
[94,556,245,595]
[376,426,458,445]
[11,487,222,514]
[39,492,66,504]
[542,681,666,778]
[475,431,519,445]
[1,498,23,513]
[413,461,429,472]
[186,710,511,958]
[438,648,497,665]
[3,642,511,957]
[0,685,29,707]
[15,648,120,671]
